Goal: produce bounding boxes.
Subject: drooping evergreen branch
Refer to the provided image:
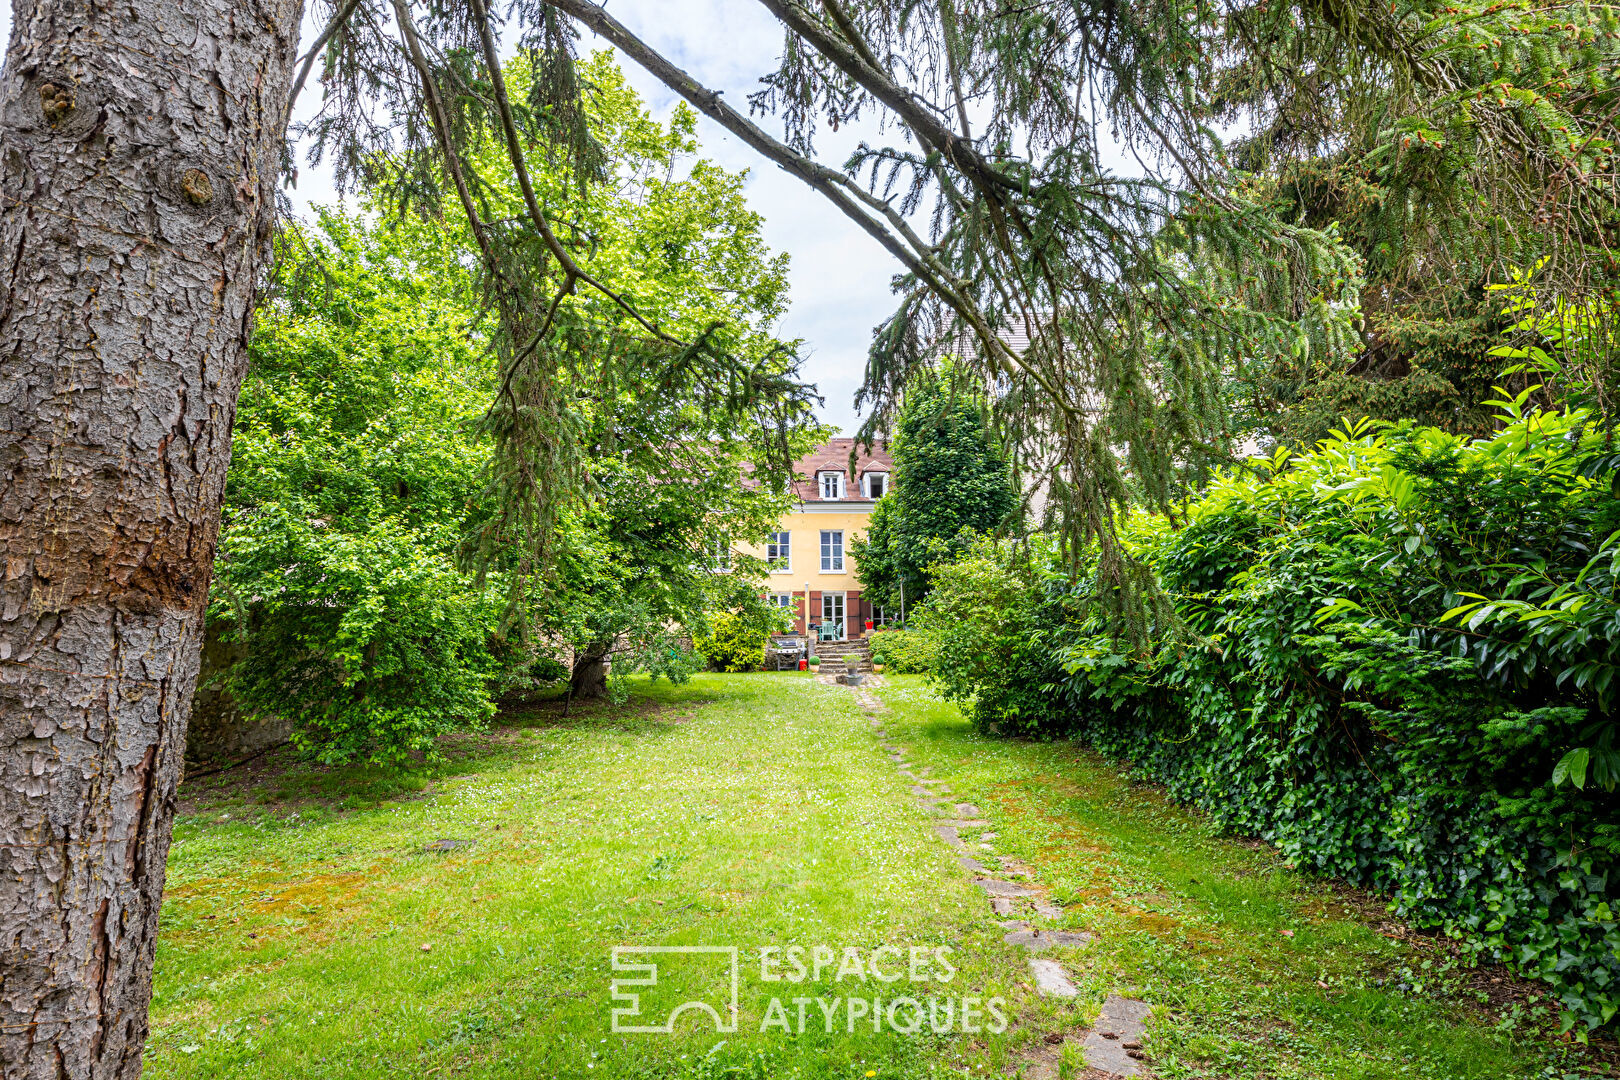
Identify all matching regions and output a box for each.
[287,0,1620,635]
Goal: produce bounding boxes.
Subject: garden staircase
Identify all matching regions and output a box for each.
[813,637,873,672]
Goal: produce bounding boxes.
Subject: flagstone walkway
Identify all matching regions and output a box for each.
[822,670,1155,1079]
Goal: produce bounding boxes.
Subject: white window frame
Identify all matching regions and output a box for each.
[820,529,844,572]
[820,592,847,639]
[862,472,889,499]
[818,471,845,500]
[766,530,792,572]
[708,537,730,572]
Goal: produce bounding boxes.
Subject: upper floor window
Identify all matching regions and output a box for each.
[818,471,845,500]
[766,531,791,571]
[862,472,889,499]
[820,529,844,572]
[708,537,730,572]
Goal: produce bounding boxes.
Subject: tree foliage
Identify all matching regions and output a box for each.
[922,406,1620,1030]
[213,209,506,762]
[295,5,817,611]
[216,59,816,756]
[852,367,1016,610]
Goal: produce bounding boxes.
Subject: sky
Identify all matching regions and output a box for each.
[552,0,904,435]
[0,1,902,434]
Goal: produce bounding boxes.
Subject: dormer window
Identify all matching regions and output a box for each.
[818,471,845,500]
[862,472,889,499]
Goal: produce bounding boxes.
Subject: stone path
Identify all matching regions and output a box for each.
[833,671,1154,1078]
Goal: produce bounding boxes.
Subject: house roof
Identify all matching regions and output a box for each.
[791,438,893,501]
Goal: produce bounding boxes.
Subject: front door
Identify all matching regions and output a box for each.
[821,592,846,640]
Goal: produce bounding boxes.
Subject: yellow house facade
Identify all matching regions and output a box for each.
[740,437,895,641]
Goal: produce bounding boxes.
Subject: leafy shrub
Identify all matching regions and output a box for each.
[867,628,936,674]
[928,405,1620,1030]
[694,613,767,673]
[214,511,499,763]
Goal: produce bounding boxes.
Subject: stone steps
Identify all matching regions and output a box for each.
[810,638,872,671]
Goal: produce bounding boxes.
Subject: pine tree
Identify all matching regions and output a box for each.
[0,3,303,1073]
[538,0,1620,631]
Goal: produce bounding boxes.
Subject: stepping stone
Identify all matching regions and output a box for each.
[1003,928,1095,950]
[1029,957,1079,998]
[920,777,947,786]
[958,856,988,873]
[1083,995,1153,1076]
[975,878,1035,898]
[909,785,933,797]
[981,831,998,841]
[934,824,963,849]
[1032,900,1065,919]
[954,803,982,817]
[940,818,988,828]
[1000,919,1031,931]
[991,897,1017,916]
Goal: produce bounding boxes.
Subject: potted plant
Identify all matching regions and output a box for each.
[807,655,821,672]
[872,662,886,674]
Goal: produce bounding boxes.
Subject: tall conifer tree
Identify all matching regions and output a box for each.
[855,371,1016,610]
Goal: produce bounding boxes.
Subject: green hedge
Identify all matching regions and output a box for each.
[926,407,1620,1030]
[868,628,936,673]
[695,612,767,673]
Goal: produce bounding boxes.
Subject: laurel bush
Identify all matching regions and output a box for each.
[926,404,1620,1030]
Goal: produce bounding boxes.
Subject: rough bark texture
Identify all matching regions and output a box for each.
[0,1,302,1075]
[570,642,611,700]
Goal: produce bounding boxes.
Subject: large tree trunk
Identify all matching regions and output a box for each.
[570,640,612,700]
[0,1,302,1076]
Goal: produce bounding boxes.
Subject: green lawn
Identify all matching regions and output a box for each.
[147,673,1597,1078]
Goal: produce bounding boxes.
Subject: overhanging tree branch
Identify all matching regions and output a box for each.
[539,0,1064,399]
